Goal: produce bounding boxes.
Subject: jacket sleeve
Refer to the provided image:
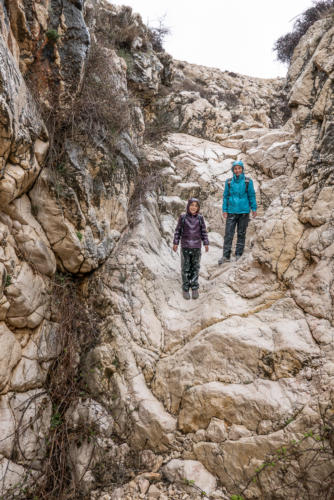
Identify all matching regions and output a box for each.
[248,179,257,211]
[173,215,183,245]
[200,217,209,246]
[222,180,229,212]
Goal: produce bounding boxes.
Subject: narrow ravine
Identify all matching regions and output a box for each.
[0,1,333,499]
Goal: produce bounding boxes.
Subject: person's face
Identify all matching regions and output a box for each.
[233,165,243,176]
[189,202,199,214]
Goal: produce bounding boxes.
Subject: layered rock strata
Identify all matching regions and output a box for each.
[0,1,333,499]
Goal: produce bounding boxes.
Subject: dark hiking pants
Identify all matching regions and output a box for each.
[223,213,249,259]
[181,248,201,291]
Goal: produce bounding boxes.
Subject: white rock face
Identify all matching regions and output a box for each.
[163,459,217,495]
[88,122,330,498]
[0,1,334,499]
[0,323,21,392]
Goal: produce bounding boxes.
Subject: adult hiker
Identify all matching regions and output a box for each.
[218,160,257,265]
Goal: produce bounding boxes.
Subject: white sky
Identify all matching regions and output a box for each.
[110,0,314,78]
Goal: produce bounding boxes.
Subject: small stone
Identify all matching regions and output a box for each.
[163,459,216,496]
[148,484,160,499]
[152,455,164,472]
[128,480,137,491]
[193,429,206,443]
[257,420,273,434]
[206,418,228,443]
[111,488,124,500]
[140,449,157,469]
[228,424,252,440]
[212,490,229,499]
[138,478,150,495]
[138,472,161,481]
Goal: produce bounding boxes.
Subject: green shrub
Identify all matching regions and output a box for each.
[50,408,62,429]
[46,29,60,43]
[117,48,134,73]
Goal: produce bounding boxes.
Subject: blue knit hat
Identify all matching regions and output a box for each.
[232,160,244,167]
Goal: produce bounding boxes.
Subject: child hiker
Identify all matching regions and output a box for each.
[173,197,209,300]
[218,160,257,265]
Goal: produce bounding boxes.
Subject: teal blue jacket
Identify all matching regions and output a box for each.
[222,171,257,213]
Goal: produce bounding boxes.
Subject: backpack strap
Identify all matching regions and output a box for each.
[228,177,249,193]
[180,214,187,236]
[227,178,232,210]
[227,178,232,197]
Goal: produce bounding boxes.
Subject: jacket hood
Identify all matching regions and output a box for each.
[187,197,200,214]
[231,163,245,182]
[231,164,245,174]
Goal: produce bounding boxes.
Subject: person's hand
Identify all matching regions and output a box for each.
[173,244,178,252]
[205,245,209,252]
[252,211,257,218]
[223,212,228,219]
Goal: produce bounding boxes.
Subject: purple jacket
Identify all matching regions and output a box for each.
[173,198,209,249]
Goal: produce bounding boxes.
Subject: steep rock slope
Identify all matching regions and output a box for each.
[0,1,332,499]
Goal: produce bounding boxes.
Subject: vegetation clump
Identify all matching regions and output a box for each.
[148,16,170,52]
[34,274,100,498]
[229,418,334,500]
[274,0,334,64]
[46,29,60,43]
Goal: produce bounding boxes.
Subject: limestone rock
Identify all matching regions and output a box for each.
[129,51,163,94]
[0,34,45,205]
[0,456,36,497]
[253,204,304,279]
[178,378,308,433]
[23,321,61,362]
[0,323,21,392]
[147,484,160,498]
[10,357,47,392]
[163,459,217,495]
[7,195,56,277]
[0,1,334,499]
[66,398,114,437]
[153,298,318,414]
[8,390,51,464]
[206,418,228,443]
[5,262,48,328]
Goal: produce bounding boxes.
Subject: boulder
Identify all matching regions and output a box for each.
[163,459,217,495]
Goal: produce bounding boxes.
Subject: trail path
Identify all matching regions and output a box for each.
[94,130,324,492]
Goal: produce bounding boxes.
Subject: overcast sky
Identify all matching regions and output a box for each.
[110,0,314,78]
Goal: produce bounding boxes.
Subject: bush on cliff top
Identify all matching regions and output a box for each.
[93,5,169,53]
[274,0,334,64]
[148,15,170,52]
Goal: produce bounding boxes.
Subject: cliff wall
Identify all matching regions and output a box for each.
[0,1,333,499]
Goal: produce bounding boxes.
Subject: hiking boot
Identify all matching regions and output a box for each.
[192,289,199,299]
[218,257,230,265]
[235,254,242,261]
[183,290,191,300]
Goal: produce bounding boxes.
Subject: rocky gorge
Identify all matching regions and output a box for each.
[0,1,333,499]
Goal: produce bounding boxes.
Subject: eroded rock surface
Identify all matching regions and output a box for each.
[0,1,333,499]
